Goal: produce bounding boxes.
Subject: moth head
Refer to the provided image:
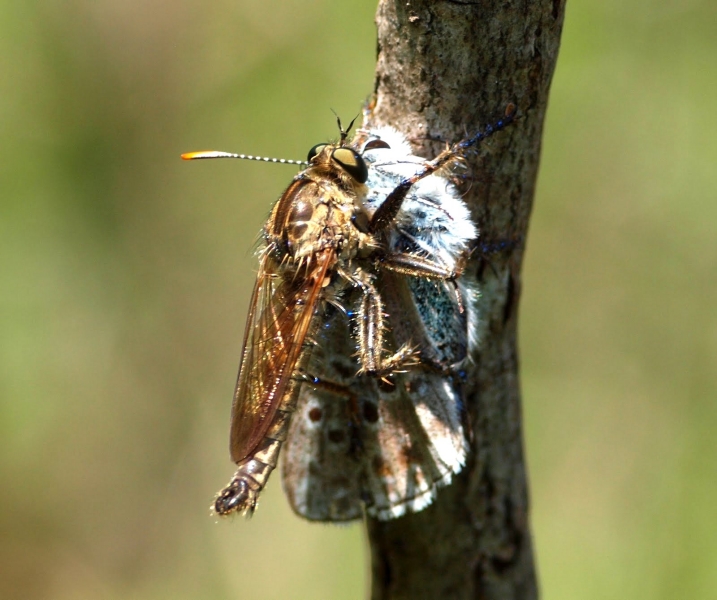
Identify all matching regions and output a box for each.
[362,138,391,151]
[358,126,413,158]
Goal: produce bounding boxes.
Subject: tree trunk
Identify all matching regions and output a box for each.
[364,1,565,599]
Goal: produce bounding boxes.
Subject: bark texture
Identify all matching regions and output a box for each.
[365,2,565,599]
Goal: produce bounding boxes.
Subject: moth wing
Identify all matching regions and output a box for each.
[229,250,332,463]
[361,369,468,520]
[282,303,468,521]
[282,307,365,521]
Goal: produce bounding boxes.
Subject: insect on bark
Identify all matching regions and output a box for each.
[182,105,515,521]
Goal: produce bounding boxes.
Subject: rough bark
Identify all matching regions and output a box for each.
[364,1,564,599]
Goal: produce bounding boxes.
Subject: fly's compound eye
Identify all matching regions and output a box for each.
[331,147,368,183]
[363,139,391,151]
[307,143,327,162]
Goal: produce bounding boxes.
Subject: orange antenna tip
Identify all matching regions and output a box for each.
[181,150,234,160]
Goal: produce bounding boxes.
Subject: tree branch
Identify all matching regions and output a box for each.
[364,1,565,598]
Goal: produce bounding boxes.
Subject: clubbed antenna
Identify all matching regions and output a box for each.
[181,150,308,166]
[454,103,517,153]
[368,104,518,234]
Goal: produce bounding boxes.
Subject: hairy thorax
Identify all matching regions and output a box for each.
[266,145,374,268]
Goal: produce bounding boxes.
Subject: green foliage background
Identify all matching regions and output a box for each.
[1,1,715,599]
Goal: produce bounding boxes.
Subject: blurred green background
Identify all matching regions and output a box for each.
[1,1,715,599]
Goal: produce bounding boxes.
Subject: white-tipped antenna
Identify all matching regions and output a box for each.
[181,150,308,166]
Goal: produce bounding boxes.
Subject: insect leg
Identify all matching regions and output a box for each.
[378,251,469,314]
[340,267,417,377]
[378,252,463,280]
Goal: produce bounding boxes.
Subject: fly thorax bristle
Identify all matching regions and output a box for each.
[355,234,379,258]
[439,154,466,176]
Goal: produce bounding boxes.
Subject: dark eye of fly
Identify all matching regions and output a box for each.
[307,143,327,162]
[363,139,391,151]
[331,147,368,183]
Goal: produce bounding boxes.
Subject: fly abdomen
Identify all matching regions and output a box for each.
[214,405,294,517]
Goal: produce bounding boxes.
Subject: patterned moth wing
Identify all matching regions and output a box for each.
[282,296,469,521]
[282,127,477,520]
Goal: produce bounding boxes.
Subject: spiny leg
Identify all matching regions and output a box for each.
[368,104,516,234]
[378,252,467,321]
[378,252,464,280]
[358,282,418,376]
[340,267,417,377]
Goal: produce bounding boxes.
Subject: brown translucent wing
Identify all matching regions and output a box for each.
[229,249,333,463]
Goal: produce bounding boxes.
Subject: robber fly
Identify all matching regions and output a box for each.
[182,105,515,520]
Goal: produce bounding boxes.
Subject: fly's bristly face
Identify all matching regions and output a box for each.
[182,105,516,522]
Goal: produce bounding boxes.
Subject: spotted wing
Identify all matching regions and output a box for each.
[281,300,468,521]
[229,249,332,464]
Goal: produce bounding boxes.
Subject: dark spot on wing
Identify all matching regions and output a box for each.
[373,455,391,478]
[362,401,379,423]
[308,407,323,422]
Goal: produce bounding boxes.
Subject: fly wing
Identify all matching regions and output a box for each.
[282,298,468,521]
[229,249,332,464]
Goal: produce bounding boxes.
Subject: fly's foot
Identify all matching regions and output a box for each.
[358,343,419,378]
